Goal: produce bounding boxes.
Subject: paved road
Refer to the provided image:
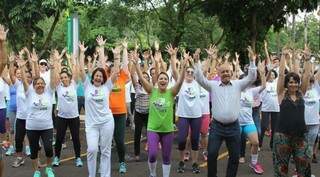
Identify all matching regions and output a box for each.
[3,120,320,177]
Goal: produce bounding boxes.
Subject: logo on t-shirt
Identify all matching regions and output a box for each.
[240,92,253,108]
[62,91,75,102]
[33,99,48,110]
[185,87,196,100]
[153,98,167,112]
[305,91,317,106]
[90,89,104,103]
[112,84,121,92]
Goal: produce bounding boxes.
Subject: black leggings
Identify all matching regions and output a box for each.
[259,112,279,149]
[134,111,148,156]
[113,114,126,163]
[15,119,26,153]
[54,117,81,158]
[27,129,53,159]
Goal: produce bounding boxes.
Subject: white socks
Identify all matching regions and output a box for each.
[148,161,157,177]
[251,154,258,165]
[162,164,171,177]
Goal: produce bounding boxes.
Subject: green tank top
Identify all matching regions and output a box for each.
[147,88,174,132]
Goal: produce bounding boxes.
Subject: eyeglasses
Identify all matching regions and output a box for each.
[186,70,194,74]
[40,62,47,66]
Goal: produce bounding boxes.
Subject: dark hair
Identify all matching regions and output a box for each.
[142,71,150,80]
[33,77,45,87]
[268,69,278,80]
[60,69,72,79]
[157,72,169,80]
[91,68,107,85]
[284,72,300,89]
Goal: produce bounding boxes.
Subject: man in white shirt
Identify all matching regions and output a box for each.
[194,51,257,177]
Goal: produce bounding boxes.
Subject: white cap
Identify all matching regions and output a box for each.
[39,59,47,64]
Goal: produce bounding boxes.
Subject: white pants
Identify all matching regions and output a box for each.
[86,120,114,177]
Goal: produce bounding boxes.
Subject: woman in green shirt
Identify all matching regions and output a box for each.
[132,51,187,177]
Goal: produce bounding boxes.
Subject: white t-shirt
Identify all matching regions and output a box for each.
[199,86,210,115]
[176,80,202,118]
[304,84,320,125]
[57,80,79,118]
[15,80,27,119]
[40,70,56,104]
[26,86,53,130]
[261,81,280,112]
[239,87,261,125]
[84,77,114,127]
[125,81,132,103]
[0,78,9,109]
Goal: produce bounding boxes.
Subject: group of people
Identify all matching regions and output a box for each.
[0,23,319,177]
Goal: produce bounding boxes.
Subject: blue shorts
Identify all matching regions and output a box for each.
[240,124,257,136]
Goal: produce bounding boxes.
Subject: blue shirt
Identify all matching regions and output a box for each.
[8,85,17,112]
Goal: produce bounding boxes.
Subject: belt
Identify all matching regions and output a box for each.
[213,119,237,127]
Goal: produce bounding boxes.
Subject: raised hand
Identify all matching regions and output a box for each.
[112,45,122,55]
[0,24,9,41]
[303,44,311,60]
[257,60,265,74]
[8,52,15,63]
[96,35,106,46]
[154,41,159,51]
[247,46,256,62]
[79,41,88,52]
[122,38,128,49]
[165,44,178,56]
[193,48,201,63]
[205,44,217,57]
[30,49,39,63]
[142,50,151,60]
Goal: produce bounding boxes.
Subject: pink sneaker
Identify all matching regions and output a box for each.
[249,163,264,175]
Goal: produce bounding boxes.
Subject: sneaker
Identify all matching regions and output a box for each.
[202,151,208,161]
[33,170,41,177]
[177,161,185,173]
[249,163,264,175]
[62,143,67,149]
[12,157,25,167]
[192,163,200,174]
[183,151,190,161]
[5,146,14,156]
[52,156,60,167]
[312,154,318,163]
[45,167,55,177]
[75,157,83,167]
[25,146,31,156]
[119,162,127,173]
[239,157,245,164]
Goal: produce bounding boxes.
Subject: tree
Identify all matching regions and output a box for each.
[202,0,318,63]
[0,0,67,53]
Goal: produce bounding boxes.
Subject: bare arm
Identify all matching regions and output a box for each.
[78,42,87,82]
[166,44,179,81]
[132,52,153,94]
[277,50,286,102]
[0,25,8,76]
[8,53,16,84]
[171,58,187,96]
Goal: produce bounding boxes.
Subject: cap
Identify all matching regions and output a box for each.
[39,59,47,64]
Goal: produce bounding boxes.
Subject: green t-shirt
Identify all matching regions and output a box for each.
[147,88,174,132]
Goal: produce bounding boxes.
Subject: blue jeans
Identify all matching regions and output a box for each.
[207,119,240,177]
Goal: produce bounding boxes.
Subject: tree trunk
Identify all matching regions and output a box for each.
[250,10,257,52]
[39,11,60,57]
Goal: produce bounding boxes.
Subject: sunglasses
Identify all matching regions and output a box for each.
[186,70,194,74]
[40,62,47,66]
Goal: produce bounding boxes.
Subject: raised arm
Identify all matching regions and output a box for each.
[132,51,153,94]
[166,44,179,81]
[29,49,40,79]
[0,24,8,76]
[300,47,312,95]
[257,60,266,93]
[264,40,271,69]
[121,39,129,75]
[17,59,29,92]
[171,57,187,97]
[193,57,212,92]
[8,53,16,84]
[277,49,286,100]
[96,35,107,69]
[238,46,257,91]
[78,42,87,82]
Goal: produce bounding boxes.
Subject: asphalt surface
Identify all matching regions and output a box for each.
[3,119,320,177]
